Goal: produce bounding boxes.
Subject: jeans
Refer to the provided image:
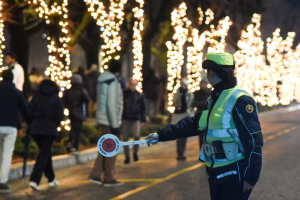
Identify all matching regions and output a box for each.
[69,117,83,150]
[121,120,141,158]
[0,132,17,184]
[30,135,55,185]
[89,125,118,182]
[172,113,190,157]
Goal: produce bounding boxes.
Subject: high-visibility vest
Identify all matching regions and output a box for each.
[198,85,255,168]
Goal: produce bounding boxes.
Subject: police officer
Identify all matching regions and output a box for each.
[146,52,263,200]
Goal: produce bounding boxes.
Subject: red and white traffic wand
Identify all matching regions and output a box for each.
[97,134,158,157]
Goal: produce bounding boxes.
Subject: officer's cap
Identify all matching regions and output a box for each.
[202,52,235,71]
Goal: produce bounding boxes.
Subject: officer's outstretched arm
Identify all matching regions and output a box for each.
[146,112,203,147]
[232,96,263,187]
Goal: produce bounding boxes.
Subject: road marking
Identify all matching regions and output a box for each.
[110,163,205,200]
[264,126,298,142]
[111,124,300,200]
[118,179,162,182]
[136,157,199,163]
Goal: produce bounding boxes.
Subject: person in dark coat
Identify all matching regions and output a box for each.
[28,79,64,191]
[122,79,147,164]
[0,70,30,192]
[85,64,100,117]
[63,74,90,152]
[143,68,160,116]
[146,52,263,200]
[193,79,211,148]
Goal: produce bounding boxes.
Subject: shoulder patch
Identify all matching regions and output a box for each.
[246,104,254,113]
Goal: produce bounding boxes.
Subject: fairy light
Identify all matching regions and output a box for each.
[0,0,5,81]
[234,13,300,107]
[132,0,144,92]
[205,16,232,53]
[291,44,300,102]
[186,8,205,93]
[86,0,127,73]
[167,4,232,112]
[30,0,72,131]
[205,9,214,24]
[166,3,189,113]
[267,29,296,105]
[186,29,206,93]
[198,7,204,25]
[234,14,276,106]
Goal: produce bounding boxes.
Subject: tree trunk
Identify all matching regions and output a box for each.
[7,23,30,98]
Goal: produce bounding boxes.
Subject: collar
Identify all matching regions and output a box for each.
[211,80,236,102]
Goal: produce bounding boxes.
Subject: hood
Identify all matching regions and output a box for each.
[71,74,83,84]
[98,70,116,82]
[38,79,60,96]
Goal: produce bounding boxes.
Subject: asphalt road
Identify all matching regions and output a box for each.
[2,109,300,200]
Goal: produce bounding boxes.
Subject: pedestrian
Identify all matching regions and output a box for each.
[143,68,160,116]
[0,70,30,192]
[29,67,44,96]
[88,59,123,187]
[172,78,194,160]
[85,64,100,117]
[146,52,263,200]
[28,79,64,191]
[63,74,90,153]
[118,74,126,90]
[5,52,24,91]
[122,79,147,164]
[193,79,211,148]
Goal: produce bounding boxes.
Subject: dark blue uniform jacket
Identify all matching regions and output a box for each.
[158,81,263,186]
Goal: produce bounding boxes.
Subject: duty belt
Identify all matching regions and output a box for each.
[203,143,226,159]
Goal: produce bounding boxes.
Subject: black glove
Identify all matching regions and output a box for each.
[110,127,120,136]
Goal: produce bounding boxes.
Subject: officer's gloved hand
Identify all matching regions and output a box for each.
[110,127,120,136]
[146,133,159,147]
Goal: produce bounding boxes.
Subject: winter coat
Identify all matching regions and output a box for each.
[143,70,160,100]
[9,62,24,91]
[0,81,29,128]
[63,83,90,121]
[29,80,64,136]
[172,88,194,123]
[86,70,100,101]
[122,89,147,122]
[96,71,123,128]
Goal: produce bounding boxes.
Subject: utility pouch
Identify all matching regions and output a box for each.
[222,142,238,161]
[198,145,206,162]
[212,141,226,159]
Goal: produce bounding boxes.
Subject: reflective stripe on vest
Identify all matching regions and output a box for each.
[199,85,254,168]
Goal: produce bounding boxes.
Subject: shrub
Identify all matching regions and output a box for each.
[149,114,169,124]
[14,135,38,159]
[89,131,102,145]
[80,134,89,146]
[52,141,67,156]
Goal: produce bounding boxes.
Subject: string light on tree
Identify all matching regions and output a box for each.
[267,29,297,105]
[234,14,278,106]
[132,0,144,92]
[30,0,72,131]
[186,29,206,93]
[166,3,189,113]
[167,4,232,112]
[86,0,127,72]
[0,0,6,81]
[205,16,232,53]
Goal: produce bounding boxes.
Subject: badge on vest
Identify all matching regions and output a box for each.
[246,104,254,113]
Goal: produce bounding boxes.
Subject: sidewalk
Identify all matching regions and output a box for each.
[8,104,300,181]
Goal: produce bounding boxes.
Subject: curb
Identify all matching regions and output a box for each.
[8,104,300,181]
